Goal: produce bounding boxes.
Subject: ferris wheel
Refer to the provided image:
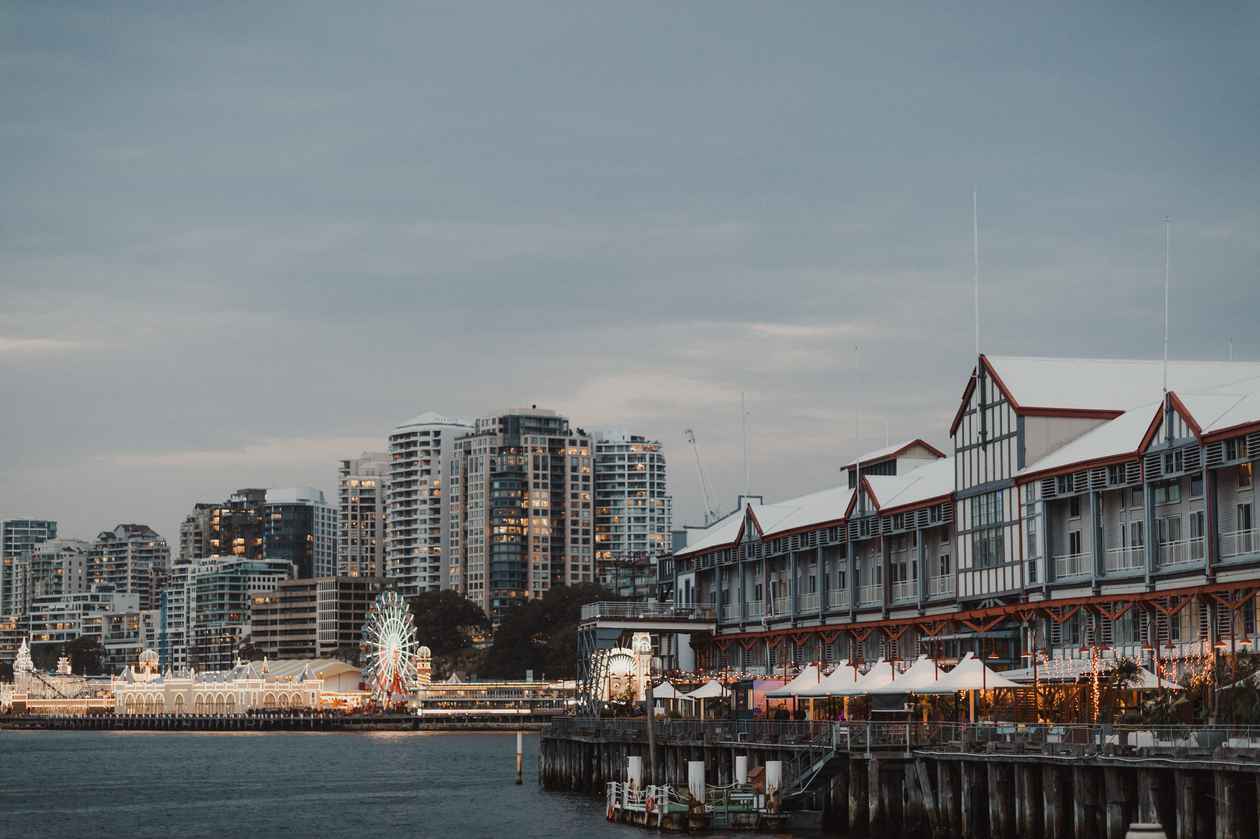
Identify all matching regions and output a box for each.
[360,590,421,704]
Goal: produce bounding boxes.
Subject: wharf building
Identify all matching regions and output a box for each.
[676,355,1260,672]
[386,412,472,596]
[338,452,388,577]
[592,431,673,595]
[249,575,386,660]
[448,408,595,618]
[0,519,57,617]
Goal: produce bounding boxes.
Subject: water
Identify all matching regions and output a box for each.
[0,732,802,838]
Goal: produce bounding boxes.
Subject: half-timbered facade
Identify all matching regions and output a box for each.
[678,354,1260,673]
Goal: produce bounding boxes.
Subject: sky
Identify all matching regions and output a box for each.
[2,2,1258,546]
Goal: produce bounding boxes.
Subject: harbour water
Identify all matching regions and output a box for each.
[0,731,800,838]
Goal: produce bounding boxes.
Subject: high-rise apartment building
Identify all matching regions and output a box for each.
[386,412,471,596]
[1,519,57,616]
[264,488,337,578]
[30,538,92,600]
[179,503,216,563]
[208,489,268,560]
[449,408,594,618]
[593,431,672,590]
[28,587,141,657]
[339,452,389,577]
[89,524,170,611]
[181,556,292,671]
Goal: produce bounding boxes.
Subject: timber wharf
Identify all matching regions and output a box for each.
[540,718,1260,837]
[2,712,552,732]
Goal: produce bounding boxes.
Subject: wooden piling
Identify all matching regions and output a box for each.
[1043,763,1066,839]
[938,760,959,838]
[988,762,1013,839]
[1103,766,1135,839]
[1016,763,1042,835]
[1215,771,1242,839]
[868,756,884,834]
[849,757,869,836]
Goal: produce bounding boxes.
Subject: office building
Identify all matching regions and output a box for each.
[338,452,388,577]
[386,412,471,596]
[168,556,292,672]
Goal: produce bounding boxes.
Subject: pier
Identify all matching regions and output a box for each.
[2,712,553,733]
[540,718,1260,837]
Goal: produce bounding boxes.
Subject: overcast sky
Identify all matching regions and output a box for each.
[3,2,1257,545]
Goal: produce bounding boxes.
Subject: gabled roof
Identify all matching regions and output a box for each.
[1017,402,1161,481]
[862,456,955,513]
[674,504,762,557]
[844,439,946,470]
[951,355,1260,435]
[394,411,472,430]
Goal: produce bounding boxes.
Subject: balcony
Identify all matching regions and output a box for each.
[1158,538,1204,570]
[745,600,763,619]
[858,583,882,607]
[827,588,849,609]
[890,579,916,603]
[1054,553,1089,579]
[769,596,789,617]
[927,574,953,598]
[1221,528,1259,559]
[1104,545,1145,574]
[798,592,819,612]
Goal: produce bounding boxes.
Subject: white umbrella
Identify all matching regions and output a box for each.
[765,664,823,698]
[831,659,897,697]
[915,653,1021,694]
[686,679,730,700]
[866,655,944,695]
[649,681,692,701]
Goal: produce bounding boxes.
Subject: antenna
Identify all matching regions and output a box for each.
[683,429,718,525]
[741,392,749,500]
[854,344,862,514]
[1229,338,1234,362]
[1163,218,1170,394]
[973,188,980,359]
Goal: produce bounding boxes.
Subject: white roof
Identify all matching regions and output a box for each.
[687,679,731,700]
[675,504,761,556]
[649,681,692,700]
[866,655,949,694]
[845,439,943,469]
[1018,403,1159,477]
[394,411,472,430]
[796,661,861,697]
[1002,658,1180,690]
[757,486,852,539]
[864,456,955,511]
[765,664,825,697]
[826,660,898,696]
[914,653,1021,693]
[986,356,1260,412]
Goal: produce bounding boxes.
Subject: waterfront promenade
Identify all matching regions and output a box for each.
[541,718,1260,837]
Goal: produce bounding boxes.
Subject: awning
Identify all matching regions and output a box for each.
[867,655,949,695]
[765,664,824,698]
[686,679,731,700]
[915,653,1022,693]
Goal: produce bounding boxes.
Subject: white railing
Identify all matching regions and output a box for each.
[1158,539,1204,569]
[858,583,882,606]
[745,600,763,619]
[798,592,819,612]
[1221,528,1259,559]
[828,588,849,609]
[1104,545,1144,574]
[1054,553,1089,578]
[770,596,789,616]
[891,579,916,602]
[927,574,953,597]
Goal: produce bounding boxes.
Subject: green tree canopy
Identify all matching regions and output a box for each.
[65,636,106,675]
[480,583,615,680]
[407,590,490,659]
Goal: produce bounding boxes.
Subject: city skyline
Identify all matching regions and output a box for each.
[4,3,1259,563]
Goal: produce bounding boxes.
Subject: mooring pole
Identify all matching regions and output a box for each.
[645,682,657,786]
[515,731,524,784]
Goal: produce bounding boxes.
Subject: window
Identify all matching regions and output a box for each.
[1164,449,1184,475]
[1056,475,1072,496]
[941,528,951,545]
[970,491,1005,569]
[937,554,951,575]
[1069,530,1083,556]
[1158,515,1182,544]
[1069,496,1081,519]
[1154,481,1181,506]
[1241,464,1254,490]
[1129,486,1144,509]
[1128,521,1145,550]
[1189,511,1205,559]
[1190,474,1204,498]
[1107,464,1125,486]
[1226,438,1243,461]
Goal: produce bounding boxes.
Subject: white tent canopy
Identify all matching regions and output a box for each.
[765,664,824,698]
[797,660,860,697]
[915,653,1021,694]
[828,659,897,697]
[649,681,693,701]
[687,679,730,700]
[867,655,947,695]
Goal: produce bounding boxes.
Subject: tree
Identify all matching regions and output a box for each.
[480,583,616,680]
[64,637,106,676]
[333,643,361,667]
[407,590,490,658]
[237,642,264,663]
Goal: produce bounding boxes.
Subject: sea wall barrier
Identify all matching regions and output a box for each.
[2,713,551,732]
[539,718,1260,838]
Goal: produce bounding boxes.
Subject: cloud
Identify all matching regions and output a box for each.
[0,336,89,354]
[105,435,385,469]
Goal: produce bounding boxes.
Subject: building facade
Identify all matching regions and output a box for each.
[448,408,594,618]
[264,487,337,579]
[1,519,57,617]
[386,412,472,596]
[679,355,1260,674]
[89,524,170,611]
[207,489,268,560]
[179,503,216,564]
[171,556,292,672]
[338,452,388,577]
[593,431,672,593]
[251,575,386,660]
[28,587,141,657]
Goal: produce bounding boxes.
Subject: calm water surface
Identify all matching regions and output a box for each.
[0,731,802,838]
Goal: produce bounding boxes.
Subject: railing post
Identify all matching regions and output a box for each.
[866,721,872,756]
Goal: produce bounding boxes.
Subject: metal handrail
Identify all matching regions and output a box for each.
[1054,552,1088,577]
[1221,528,1258,559]
[580,602,716,621]
[1104,545,1144,573]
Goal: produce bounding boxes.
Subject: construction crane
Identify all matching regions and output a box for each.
[683,428,720,525]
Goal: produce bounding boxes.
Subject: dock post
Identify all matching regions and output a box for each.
[904,761,925,835]
[868,756,884,834]
[938,760,959,838]
[1103,766,1134,839]
[515,732,523,785]
[735,755,748,784]
[1016,763,1042,835]
[988,762,1013,839]
[1173,770,1195,839]
[1215,770,1241,839]
[1074,766,1101,839]
[960,760,985,839]
[1044,764,1065,839]
[849,757,869,836]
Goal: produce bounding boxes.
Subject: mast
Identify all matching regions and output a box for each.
[973,188,980,360]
